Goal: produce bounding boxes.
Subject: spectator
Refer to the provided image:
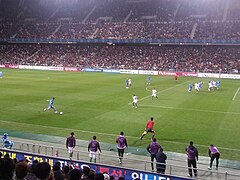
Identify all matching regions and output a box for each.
[62,165,70,180]
[0,157,15,180]
[15,160,29,180]
[35,162,52,180]
[186,141,198,177]
[26,160,38,180]
[156,148,167,174]
[94,173,104,180]
[53,163,64,180]
[103,173,110,180]
[82,166,90,179]
[69,169,82,180]
[88,169,96,180]
[208,144,220,170]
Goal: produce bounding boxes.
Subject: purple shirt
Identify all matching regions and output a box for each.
[116,135,127,149]
[88,140,101,152]
[66,136,76,148]
[147,142,161,155]
[186,145,198,160]
[209,146,220,154]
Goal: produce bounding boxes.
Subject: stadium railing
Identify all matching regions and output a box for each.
[4,139,240,180]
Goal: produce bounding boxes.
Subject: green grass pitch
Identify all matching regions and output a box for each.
[0,68,240,160]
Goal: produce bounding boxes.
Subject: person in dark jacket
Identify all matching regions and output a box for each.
[186,141,198,177]
[156,148,167,174]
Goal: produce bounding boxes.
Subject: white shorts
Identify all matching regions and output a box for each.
[68,147,74,153]
[89,151,98,159]
[152,93,157,97]
[133,100,138,103]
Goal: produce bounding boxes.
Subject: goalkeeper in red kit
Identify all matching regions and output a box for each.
[140,117,156,140]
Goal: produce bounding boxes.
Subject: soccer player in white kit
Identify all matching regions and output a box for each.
[128,78,132,87]
[132,94,138,108]
[152,88,158,100]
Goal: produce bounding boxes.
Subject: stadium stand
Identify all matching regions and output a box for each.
[0,0,240,179]
[0,0,239,41]
[0,44,239,74]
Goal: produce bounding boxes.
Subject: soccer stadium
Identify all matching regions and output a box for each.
[0,0,240,179]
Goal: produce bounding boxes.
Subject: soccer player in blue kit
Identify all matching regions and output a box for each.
[188,83,193,92]
[44,97,57,113]
[125,78,129,89]
[147,75,151,85]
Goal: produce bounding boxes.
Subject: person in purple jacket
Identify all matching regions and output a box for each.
[147,138,161,172]
[186,141,198,177]
[116,131,128,164]
[88,136,101,163]
[208,144,220,170]
[66,132,76,160]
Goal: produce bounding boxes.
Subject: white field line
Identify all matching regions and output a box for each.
[145,86,152,92]
[128,81,190,105]
[232,88,240,101]
[140,104,240,115]
[0,119,239,152]
[6,76,51,81]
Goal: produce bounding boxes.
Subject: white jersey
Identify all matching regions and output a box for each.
[209,82,213,88]
[128,79,132,85]
[132,95,138,103]
[195,83,198,90]
[152,89,157,97]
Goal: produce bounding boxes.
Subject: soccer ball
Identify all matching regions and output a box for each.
[59,112,63,115]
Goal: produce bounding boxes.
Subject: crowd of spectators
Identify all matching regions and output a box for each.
[0,152,123,180]
[1,20,240,40]
[0,44,239,74]
[0,0,240,40]
[194,21,240,40]
[0,0,240,74]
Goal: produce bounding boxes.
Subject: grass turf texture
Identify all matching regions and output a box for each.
[0,68,240,160]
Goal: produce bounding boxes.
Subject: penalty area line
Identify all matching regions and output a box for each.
[232,88,240,101]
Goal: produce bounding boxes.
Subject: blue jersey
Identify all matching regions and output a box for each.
[216,81,220,87]
[125,79,129,87]
[147,76,150,81]
[48,99,54,108]
[188,83,193,92]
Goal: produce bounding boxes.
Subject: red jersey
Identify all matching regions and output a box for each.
[146,120,154,129]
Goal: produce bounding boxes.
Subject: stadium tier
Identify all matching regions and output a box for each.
[0,44,239,74]
[0,0,240,41]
